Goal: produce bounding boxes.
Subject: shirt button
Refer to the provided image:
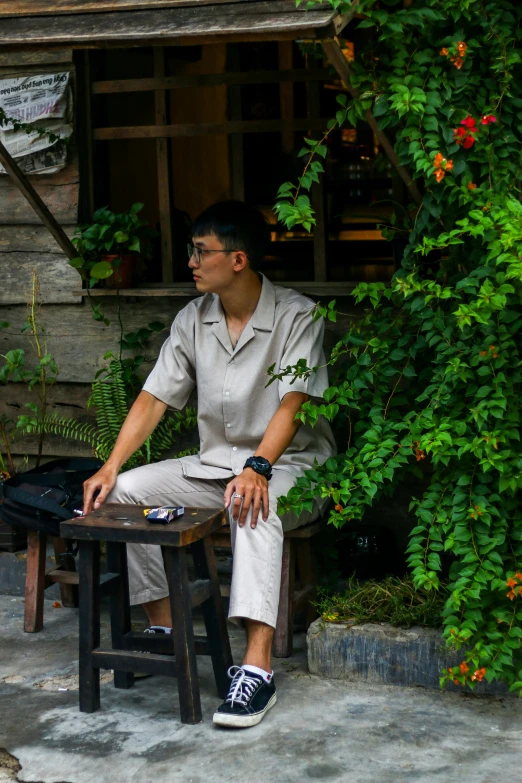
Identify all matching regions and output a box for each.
[226,423,231,428]
[225,391,230,396]
[232,447,237,451]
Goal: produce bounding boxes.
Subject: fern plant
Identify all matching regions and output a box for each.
[30,357,198,470]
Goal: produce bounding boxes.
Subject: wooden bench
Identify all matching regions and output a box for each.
[211,519,321,658]
[61,504,233,725]
[24,531,79,633]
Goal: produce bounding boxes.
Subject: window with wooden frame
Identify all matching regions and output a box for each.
[76,39,400,297]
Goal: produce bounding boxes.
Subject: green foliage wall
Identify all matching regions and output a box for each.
[275,0,522,691]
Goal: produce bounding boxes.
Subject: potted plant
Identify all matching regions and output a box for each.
[69,203,153,289]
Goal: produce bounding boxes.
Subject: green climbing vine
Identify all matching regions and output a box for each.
[272,0,522,691]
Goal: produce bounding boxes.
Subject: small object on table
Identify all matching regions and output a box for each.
[61,503,233,725]
[143,506,184,524]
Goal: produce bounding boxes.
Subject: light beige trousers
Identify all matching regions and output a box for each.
[107,459,322,629]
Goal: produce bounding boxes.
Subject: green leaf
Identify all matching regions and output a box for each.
[90,261,114,280]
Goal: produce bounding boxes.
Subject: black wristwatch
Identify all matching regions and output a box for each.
[244,456,273,481]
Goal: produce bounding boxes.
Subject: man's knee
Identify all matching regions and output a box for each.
[106,468,143,504]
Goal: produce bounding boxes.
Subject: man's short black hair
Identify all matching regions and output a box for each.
[192,200,270,270]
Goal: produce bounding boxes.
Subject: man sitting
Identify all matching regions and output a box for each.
[83,200,336,728]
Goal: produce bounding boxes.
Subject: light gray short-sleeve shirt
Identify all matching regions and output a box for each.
[143,274,336,480]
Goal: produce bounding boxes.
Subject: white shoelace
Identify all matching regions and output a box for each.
[225,666,260,707]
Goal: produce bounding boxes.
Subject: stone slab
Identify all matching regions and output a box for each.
[307,618,508,695]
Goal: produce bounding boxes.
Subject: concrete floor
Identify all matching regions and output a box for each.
[1,596,521,783]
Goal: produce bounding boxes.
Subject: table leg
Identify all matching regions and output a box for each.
[24,530,47,633]
[162,546,202,724]
[79,540,101,713]
[274,537,295,658]
[107,542,134,689]
[192,537,233,698]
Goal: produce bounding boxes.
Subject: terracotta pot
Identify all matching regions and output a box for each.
[102,254,136,289]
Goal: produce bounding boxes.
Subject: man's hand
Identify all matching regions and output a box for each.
[83,464,119,515]
[224,468,269,529]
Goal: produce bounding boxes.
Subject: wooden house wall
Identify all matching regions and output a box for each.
[0,47,358,466]
[0,49,192,461]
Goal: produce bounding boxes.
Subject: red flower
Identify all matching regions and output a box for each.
[454,116,477,150]
[481,115,497,125]
[461,115,477,130]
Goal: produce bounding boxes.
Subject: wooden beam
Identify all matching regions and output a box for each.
[0,0,303,17]
[0,4,341,48]
[278,43,294,156]
[0,139,78,259]
[330,0,361,34]
[92,68,330,95]
[76,50,95,220]
[321,39,422,205]
[226,44,244,201]
[307,73,327,283]
[94,118,330,140]
[154,47,174,284]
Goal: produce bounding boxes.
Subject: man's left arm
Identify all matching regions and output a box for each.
[224,391,308,529]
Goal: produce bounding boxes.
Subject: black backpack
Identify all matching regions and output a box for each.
[0,458,103,537]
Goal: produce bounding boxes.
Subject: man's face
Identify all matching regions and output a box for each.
[188,234,238,294]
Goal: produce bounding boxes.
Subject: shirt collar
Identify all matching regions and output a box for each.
[202,273,275,332]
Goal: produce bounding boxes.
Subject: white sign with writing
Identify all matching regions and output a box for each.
[0,71,72,175]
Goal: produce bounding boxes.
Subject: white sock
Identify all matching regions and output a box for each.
[150,625,172,634]
[241,664,273,684]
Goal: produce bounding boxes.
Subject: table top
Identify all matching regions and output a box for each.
[60,504,227,547]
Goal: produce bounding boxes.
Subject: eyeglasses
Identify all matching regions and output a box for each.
[187,243,235,264]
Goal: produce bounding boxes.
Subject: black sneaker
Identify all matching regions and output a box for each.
[213,666,277,728]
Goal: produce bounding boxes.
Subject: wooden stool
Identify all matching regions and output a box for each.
[211,519,321,658]
[61,504,233,725]
[24,531,79,633]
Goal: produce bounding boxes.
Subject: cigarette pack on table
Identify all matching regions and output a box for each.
[143,506,185,524]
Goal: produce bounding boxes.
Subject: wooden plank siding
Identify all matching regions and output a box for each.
[0,46,80,310]
[0,157,79,225]
[0,0,279,16]
[0,3,339,48]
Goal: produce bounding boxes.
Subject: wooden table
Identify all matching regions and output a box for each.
[61,504,233,725]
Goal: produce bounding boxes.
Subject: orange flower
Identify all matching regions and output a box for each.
[489,345,496,351]
[451,56,464,69]
[514,572,522,580]
[335,504,344,512]
[468,182,477,191]
[453,678,460,685]
[433,153,453,183]
[518,586,522,596]
[459,662,469,674]
[507,578,517,588]
[471,667,486,682]
[440,47,449,56]
[479,350,487,356]
[52,601,61,608]
[507,590,516,601]
[457,41,467,55]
